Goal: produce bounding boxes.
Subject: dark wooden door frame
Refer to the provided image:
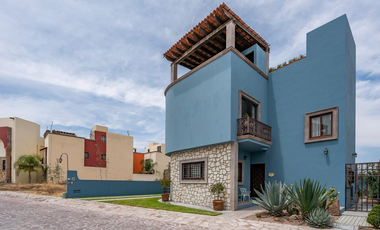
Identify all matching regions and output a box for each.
[250,163,265,198]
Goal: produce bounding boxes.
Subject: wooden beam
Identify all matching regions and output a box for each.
[170,51,179,58]
[171,63,177,82]
[213,14,224,26]
[211,36,225,49]
[186,37,196,45]
[180,42,190,49]
[235,32,252,47]
[222,8,268,49]
[192,32,202,42]
[174,19,232,64]
[189,54,204,63]
[184,57,199,66]
[198,27,208,36]
[199,46,217,56]
[165,56,175,62]
[175,47,184,55]
[206,20,216,30]
[194,50,210,60]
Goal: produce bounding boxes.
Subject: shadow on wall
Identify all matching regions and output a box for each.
[66,171,163,198]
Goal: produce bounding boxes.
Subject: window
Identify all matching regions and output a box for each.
[101,154,106,160]
[304,107,338,143]
[179,158,208,183]
[2,160,5,172]
[101,135,106,143]
[148,149,150,153]
[84,152,89,159]
[239,90,261,120]
[157,146,161,152]
[310,113,332,138]
[244,51,254,64]
[242,97,258,119]
[238,160,244,185]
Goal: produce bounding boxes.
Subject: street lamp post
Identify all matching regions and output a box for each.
[59,153,69,173]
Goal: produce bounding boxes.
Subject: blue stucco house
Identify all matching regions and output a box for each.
[163,4,355,211]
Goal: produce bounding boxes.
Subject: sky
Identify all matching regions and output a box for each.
[0,0,379,162]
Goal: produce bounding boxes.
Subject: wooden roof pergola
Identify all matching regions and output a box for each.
[163,3,269,70]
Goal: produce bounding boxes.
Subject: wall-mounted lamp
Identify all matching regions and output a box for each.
[352,153,357,158]
[244,156,248,160]
[324,148,328,154]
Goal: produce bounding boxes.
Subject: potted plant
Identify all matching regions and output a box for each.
[210,182,225,211]
[160,177,171,202]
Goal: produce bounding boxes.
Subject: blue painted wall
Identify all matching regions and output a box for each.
[166,53,233,154]
[263,15,355,200]
[165,15,355,203]
[66,171,163,198]
[241,44,267,73]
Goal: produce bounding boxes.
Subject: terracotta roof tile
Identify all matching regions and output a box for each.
[163,3,269,63]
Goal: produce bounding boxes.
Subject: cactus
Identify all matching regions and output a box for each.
[251,181,290,216]
[305,208,334,228]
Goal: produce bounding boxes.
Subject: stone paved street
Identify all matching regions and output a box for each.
[0,192,202,230]
[0,191,352,230]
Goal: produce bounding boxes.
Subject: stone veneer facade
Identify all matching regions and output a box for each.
[171,143,232,210]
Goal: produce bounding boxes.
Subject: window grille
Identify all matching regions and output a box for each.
[101,135,106,142]
[182,161,205,180]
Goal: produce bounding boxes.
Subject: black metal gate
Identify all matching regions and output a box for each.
[345,162,380,211]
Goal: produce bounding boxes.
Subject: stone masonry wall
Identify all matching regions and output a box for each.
[171,143,232,210]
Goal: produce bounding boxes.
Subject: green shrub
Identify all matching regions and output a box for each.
[306,208,334,228]
[287,202,299,215]
[368,205,380,228]
[287,179,327,218]
[251,180,290,216]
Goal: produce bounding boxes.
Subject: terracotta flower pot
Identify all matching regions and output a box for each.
[213,200,224,211]
[161,193,170,202]
[326,199,340,216]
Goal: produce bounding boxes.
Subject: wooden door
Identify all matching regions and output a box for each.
[250,164,265,198]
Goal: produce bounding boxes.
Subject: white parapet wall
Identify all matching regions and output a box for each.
[132,173,160,181]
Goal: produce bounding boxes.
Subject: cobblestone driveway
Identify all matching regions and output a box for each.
[0,193,202,230]
[1,191,345,230]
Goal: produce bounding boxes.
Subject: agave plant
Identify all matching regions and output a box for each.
[251,180,290,216]
[287,179,327,218]
[306,208,334,228]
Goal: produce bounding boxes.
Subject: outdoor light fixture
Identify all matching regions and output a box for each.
[324,148,328,154]
[59,153,69,171]
[244,156,248,160]
[352,153,358,158]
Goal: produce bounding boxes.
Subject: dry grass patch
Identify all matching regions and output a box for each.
[0,183,66,197]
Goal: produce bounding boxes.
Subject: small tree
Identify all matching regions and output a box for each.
[140,159,157,174]
[13,154,42,183]
[48,159,64,183]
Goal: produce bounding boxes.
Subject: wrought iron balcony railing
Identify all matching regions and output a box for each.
[237,117,272,141]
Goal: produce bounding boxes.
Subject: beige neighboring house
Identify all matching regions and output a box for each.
[144,142,170,176]
[45,125,133,182]
[0,117,44,183]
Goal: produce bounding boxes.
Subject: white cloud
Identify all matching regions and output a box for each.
[0,0,380,155]
[356,80,380,148]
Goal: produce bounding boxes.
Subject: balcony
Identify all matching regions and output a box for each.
[237,117,272,151]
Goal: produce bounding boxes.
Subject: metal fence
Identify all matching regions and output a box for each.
[345,162,380,211]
